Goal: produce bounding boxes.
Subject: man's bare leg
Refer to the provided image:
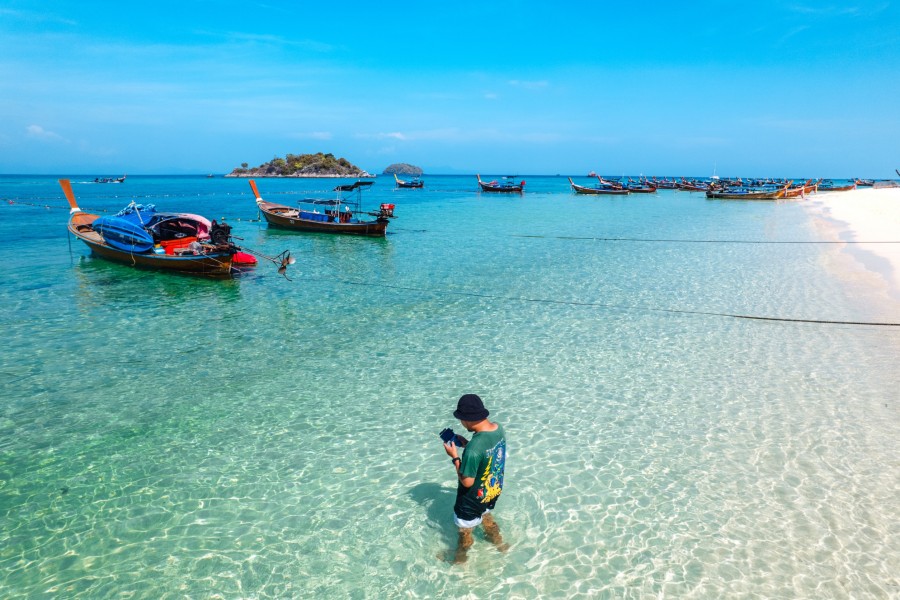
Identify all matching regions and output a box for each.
[481,513,509,552]
[453,527,475,564]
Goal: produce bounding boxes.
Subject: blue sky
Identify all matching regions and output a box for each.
[1,1,898,176]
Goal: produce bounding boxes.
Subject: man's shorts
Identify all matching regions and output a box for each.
[453,508,490,529]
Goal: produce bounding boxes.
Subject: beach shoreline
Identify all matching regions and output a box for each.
[803,187,900,316]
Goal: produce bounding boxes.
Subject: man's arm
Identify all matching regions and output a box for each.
[444,442,475,487]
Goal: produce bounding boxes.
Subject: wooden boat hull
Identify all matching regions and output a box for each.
[569,178,629,195]
[257,200,388,236]
[478,183,523,193]
[476,175,524,193]
[68,213,235,275]
[394,174,423,188]
[705,189,787,200]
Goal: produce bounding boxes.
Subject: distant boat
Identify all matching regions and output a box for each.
[816,180,856,192]
[476,174,525,193]
[705,185,789,200]
[58,179,267,277]
[623,178,657,194]
[675,178,710,192]
[394,173,424,188]
[93,175,126,184]
[568,177,629,195]
[781,179,819,198]
[854,178,875,187]
[250,179,395,236]
[650,177,678,189]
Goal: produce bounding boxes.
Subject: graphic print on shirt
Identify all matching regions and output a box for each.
[476,438,505,504]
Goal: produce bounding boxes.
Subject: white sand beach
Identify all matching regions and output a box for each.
[804,186,900,312]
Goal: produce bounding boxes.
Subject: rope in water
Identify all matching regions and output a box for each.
[513,234,900,244]
[312,277,900,328]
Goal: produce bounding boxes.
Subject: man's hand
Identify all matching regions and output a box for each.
[443,442,458,459]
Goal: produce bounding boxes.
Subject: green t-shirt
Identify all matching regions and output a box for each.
[454,424,506,520]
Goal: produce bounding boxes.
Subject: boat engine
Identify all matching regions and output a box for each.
[210,220,232,245]
[379,203,395,218]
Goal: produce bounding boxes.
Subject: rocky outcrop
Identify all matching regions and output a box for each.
[382,163,423,176]
[226,153,372,178]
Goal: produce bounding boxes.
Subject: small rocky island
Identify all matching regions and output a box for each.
[382,163,423,176]
[226,153,372,178]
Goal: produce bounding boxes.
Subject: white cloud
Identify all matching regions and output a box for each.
[508,80,549,90]
[355,132,408,141]
[787,3,888,16]
[0,8,76,25]
[26,125,67,142]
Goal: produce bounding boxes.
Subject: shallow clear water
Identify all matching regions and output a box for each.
[1,175,898,598]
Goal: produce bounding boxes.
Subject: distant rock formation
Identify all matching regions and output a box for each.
[226,153,372,178]
[382,163,423,176]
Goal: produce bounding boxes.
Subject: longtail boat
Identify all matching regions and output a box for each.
[705,185,788,200]
[817,180,856,192]
[250,179,394,236]
[855,179,875,187]
[394,173,424,188]
[650,177,678,189]
[93,174,126,184]
[59,179,277,277]
[568,177,630,195]
[781,179,819,198]
[595,176,624,189]
[676,178,710,192]
[476,174,525,193]
[624,178,657,193]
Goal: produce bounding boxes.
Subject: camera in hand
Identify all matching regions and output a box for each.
[439,428,456,444]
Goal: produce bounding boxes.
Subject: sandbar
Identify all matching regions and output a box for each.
[803,187,900,312]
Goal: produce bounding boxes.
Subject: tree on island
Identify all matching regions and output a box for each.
[226,153,370,177]
[382,163,423,176]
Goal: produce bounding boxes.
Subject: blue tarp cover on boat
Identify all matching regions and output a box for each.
[115,203,157,227]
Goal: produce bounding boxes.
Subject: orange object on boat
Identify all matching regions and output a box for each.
[160,236,198,255]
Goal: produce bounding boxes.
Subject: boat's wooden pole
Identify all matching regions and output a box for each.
[58,179,80,212]
[249,179,261,200]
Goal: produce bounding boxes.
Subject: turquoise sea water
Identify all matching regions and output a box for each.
[1,175,898,598]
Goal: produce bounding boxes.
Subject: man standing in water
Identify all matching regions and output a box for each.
[442,393,508,563]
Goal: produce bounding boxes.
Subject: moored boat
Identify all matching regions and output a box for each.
[781,179,819,198]
[394,173,424,188]
[816,180,856,192]
[624,178,657,193]
[676,178,710,192]
[568,177,630,195]
[476,174,525,193]
[59,179,263,277]
[250,179,394,236]
[705,185,788,200]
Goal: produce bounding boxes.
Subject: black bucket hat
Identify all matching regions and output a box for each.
[454,394,489,421]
